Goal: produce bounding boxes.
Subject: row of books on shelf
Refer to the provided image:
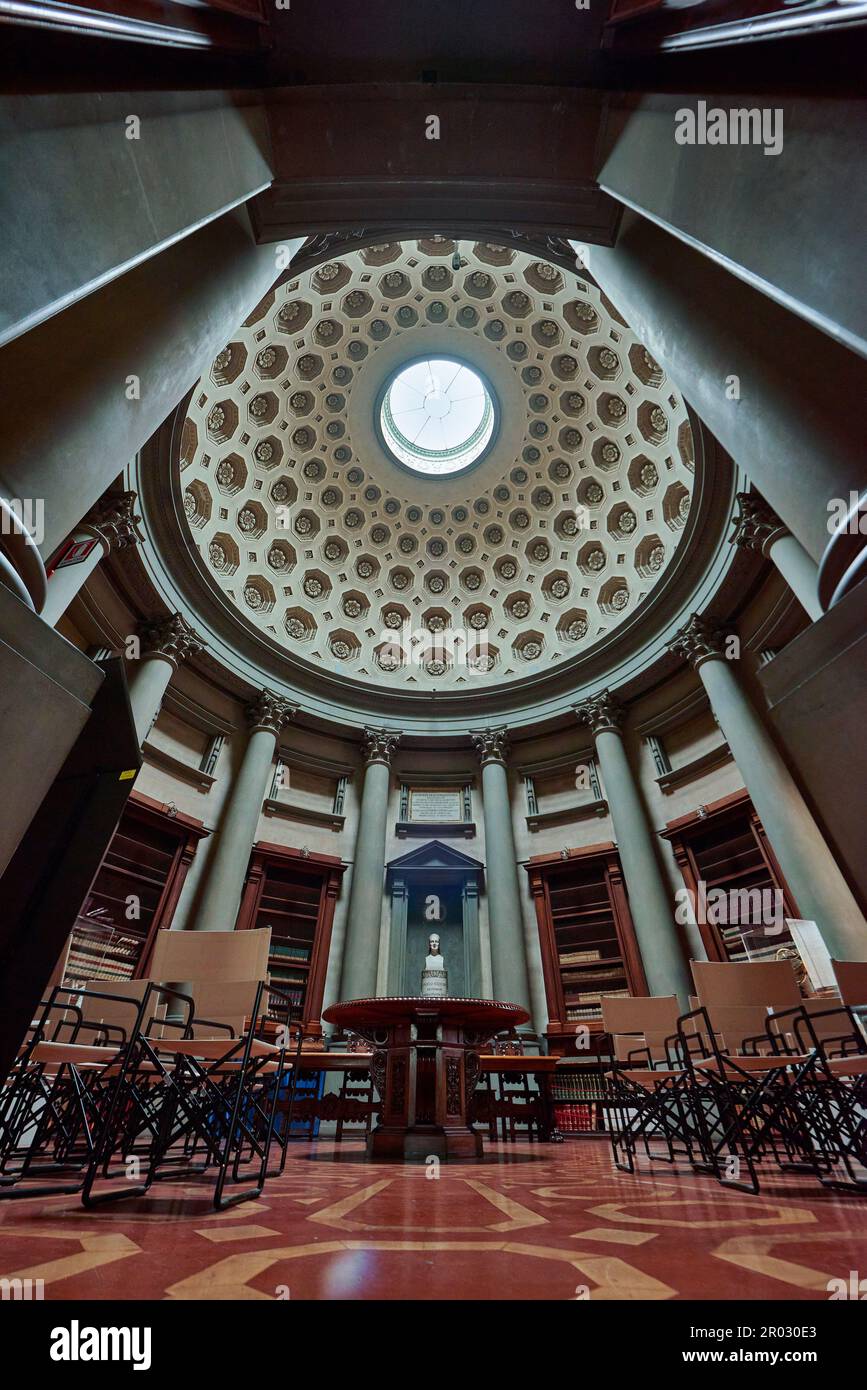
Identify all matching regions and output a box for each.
[65,925,144,984]
[553,1103,604,1134]
[552,1073,608,1102]
[562,966,624,985]
[268,986,305,1008]
[564,988,629,1005]
[65,966,132,986]
[552,1078,605,1100]
[69,939,140,962]
[566,1006,603,1021]
[558,948,602,965]
[269,969,307,989]
[270,943,311,961]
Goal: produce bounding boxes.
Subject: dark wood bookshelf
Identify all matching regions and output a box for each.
[525,842,648,1059]
[63,792,208,986]
[550,1051,615,1137]
[662,789,800,966]
[236,842,346,1039]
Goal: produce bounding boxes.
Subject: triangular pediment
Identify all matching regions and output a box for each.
[386,839,484,875]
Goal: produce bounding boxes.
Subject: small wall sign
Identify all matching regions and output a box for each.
[408,787,464,823]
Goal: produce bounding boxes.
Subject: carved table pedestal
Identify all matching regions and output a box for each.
[322,996,529,1161]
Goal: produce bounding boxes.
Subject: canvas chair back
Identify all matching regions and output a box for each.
[602,996,681,1064]
[75,978,160,1041]
[832,959,867,1006]
[183,979,268,1040]
[767,997,861,1054]
[149,928,271,985]
[692,959,801,1008]
[703,1003,774,1055]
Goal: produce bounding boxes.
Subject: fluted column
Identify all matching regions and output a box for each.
[576,693,691,1002]
[472,728,533,1016]
[339,728,401,1001]
[194,692,296,934]
[731,492,822,622]
[42,492,144,628]
[670,615,867,960]
[127,613,202,744]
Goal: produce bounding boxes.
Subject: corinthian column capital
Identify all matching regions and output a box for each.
[669,613,730,670]
[85,491,144,553]
[472,727,509,766]
[574,689,625,737]
[361,726,401,766]
[247,690,297,736]
[730,491,789,557]
[138,612,203,669]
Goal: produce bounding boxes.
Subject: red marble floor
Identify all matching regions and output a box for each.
[1,1139,866,1300]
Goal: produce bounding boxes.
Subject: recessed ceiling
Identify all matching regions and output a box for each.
[179,237,696,693]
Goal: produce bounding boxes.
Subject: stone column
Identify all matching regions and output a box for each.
[42,492,144,628]
[595,95,866,361]
[126,612,202,744]
[472,728,533,1017]
[0,208,297,559]
[2,92,274,351]
[670,615,867,960]
[576,693,692,1002]
[194,691,295,934]
[578,215,865,563]
[731,492,822,622]
[339,728,401,1002]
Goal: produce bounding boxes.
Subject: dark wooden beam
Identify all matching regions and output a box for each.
[254,84,621,244]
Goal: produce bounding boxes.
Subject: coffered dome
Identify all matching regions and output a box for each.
[178,238,696,692]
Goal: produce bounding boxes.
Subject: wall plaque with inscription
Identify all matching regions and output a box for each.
[408,788,464,823]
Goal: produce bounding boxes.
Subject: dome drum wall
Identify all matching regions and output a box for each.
[132,236,741,734]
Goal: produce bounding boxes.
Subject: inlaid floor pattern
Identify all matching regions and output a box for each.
[2,1140,866,1300]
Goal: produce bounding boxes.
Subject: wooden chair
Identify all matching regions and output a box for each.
[482,1032,544,1142]
[267,1031,379,1148]
[335,1036,378,1143]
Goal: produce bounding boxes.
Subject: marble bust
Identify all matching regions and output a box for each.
[420,932,448,998]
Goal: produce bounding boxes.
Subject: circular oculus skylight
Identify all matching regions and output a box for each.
[379,357,496,475]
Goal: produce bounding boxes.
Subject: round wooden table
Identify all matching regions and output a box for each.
[323,996,529,1161]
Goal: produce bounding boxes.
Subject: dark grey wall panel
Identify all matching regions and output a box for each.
[0,92,273,349]
[600,95,867,360]
[0,209,296,556]
[0,584,103,875]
